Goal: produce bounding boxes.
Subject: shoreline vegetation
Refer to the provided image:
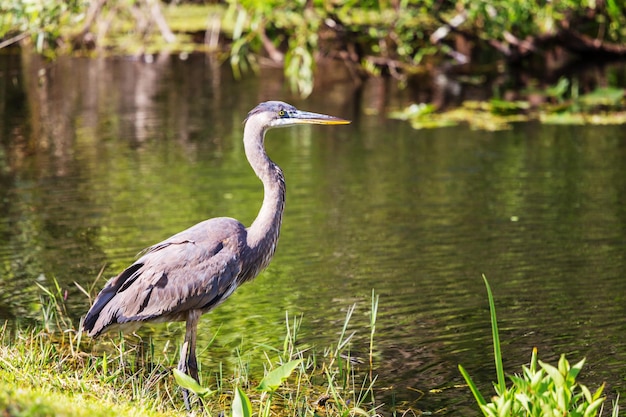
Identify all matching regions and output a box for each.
[0,278,620,417]
[0,280,381,417]
[2,1,626,129]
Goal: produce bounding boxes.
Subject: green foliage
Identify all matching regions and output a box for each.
[3,0,625,100]
[225,0,321,97]
[224,0,626,96]
[457,0,626,44]
[335,3,436,67]
[459,276,619,417]
[173,303,379,416]
[578,87,625,109]
[232,386,253,417]
[226,361,302,417]
[0,384,177,417]
[389,101,528,130]
[1,277,380,416]
[256,359,302,392]
[392,76,626,130]
[173,369,213,398]
[224,0,441,95]
[476,353,609,417]
[0,0,84,53]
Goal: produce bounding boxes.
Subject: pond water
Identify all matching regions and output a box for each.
[1,52,625,414]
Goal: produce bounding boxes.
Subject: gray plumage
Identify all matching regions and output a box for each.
[82,100,349,408]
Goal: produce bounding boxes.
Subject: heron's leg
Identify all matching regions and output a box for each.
[186,310,200,381]
[178,310,202,410]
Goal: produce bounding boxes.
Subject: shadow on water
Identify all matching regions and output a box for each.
[1,51,626,414]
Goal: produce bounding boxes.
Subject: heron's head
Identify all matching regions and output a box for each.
[246,101,350,130]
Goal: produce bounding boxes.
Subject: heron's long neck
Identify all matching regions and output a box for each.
[244,124,285,266]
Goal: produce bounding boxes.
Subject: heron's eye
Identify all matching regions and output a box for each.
[278,110,286,117]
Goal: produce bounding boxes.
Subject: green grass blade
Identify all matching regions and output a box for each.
[369,289,379,386]
[482,274,505,394]
[458,364,487,409]
[611,394,620,417]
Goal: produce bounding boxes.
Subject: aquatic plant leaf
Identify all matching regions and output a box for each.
[579,87,624,107]
[388,103,436,120]
[459,279,618,416]
[592,383,605,401]
[584,397,606,417]
[489,99,529,115]
[558,354,570,377]
[581,384,593,403]
[545,77,570,100]
[482,275,506,395]
[540,360,565,387]
[257,359,302,392]
[173,369,212,396]
[232,386,253,417]
[568,357,586,382]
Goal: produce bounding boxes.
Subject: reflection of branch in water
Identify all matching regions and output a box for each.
[128,53,171,144]
[20,53,76,177]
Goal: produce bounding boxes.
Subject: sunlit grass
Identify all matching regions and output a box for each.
[0,279,380,417]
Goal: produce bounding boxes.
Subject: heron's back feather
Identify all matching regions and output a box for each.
[83,217,248,337]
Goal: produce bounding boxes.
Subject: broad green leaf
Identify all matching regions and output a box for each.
[558,354,570,376]
[498,397,512,417]
[556,385,569,412]
[581,384,593,403]
[592,383,605,401]
[257,359,302,392]
[530,367,544,388]
[584,397,606,417]
[479,403,498,417]
[173,369,212,396]
[540,361,565,387]
[569,357,586,381]
[232,386,253,417]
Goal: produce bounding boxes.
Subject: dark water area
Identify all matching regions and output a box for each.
[1,52,626,415]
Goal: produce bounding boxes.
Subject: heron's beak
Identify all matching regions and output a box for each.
[292,110,351,125]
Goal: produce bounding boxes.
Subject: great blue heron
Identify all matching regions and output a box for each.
[82,101,349,407]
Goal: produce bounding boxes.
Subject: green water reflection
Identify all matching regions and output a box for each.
[1,53,625,414]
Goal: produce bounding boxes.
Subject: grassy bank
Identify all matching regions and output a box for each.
[0,283,379,417]
[0,325,184,416]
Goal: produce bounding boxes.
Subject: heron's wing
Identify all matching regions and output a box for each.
[83,218,247,337]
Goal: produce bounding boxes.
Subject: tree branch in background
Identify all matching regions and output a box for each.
[146,0,175,44]
[259,27,284,63]
[74,0,106,43]
[557,28,626,57]
[0,32,29,49]
[71,0,176,50]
